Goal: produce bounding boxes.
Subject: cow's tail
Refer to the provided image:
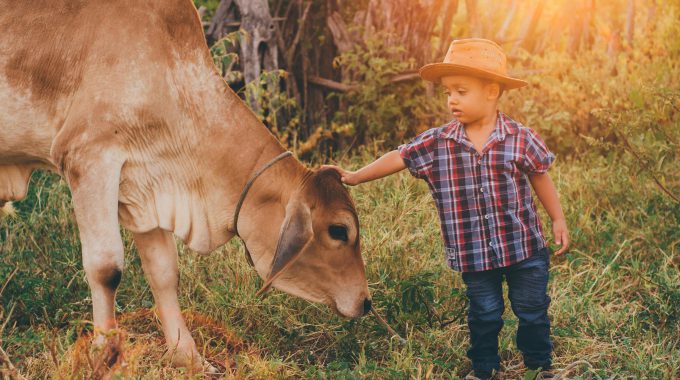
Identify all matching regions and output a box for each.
[0,201,15,218]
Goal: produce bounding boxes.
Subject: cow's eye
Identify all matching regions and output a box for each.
[328,224,348,242]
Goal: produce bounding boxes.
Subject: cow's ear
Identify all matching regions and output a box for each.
[259,198,313,293]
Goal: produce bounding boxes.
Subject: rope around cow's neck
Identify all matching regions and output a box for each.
[232,150,293,238]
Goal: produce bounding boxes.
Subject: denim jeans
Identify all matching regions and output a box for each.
[461,247,553,373]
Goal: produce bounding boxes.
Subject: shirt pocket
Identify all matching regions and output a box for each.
[488,153,522,212]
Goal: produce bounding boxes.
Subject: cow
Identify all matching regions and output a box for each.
[0,0,370,371]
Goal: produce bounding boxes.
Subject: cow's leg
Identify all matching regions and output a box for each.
[65,156,125,341]
[133,228,215,372]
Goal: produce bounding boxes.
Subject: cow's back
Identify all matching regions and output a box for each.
[0,1,90,166]
[0,0,206,166]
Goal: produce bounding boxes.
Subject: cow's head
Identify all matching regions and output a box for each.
[245,167,370,318]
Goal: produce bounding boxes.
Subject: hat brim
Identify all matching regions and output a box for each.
[419,63,528,89]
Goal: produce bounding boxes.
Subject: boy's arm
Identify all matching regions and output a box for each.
[322,150,406,186]
[528,173,570,256]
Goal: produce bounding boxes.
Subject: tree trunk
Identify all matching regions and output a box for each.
[645,0,657,35]
[465,0,482,38]
[234,0,278,82]
[567,0,588,54]
[205,0,236,46]
[625,0,635,47]
[513,0,544,53]
[229,0,279,113]
[437,0,459,58]
[495,0,517,43]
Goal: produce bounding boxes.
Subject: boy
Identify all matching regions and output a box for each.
[323,39,569,379]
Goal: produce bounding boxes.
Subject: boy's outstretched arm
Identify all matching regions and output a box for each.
[529,173,570,256]
[322,150,406,186]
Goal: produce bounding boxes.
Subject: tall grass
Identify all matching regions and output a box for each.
[1,145,678,378]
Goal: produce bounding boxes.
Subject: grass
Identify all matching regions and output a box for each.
[1,148,678,379]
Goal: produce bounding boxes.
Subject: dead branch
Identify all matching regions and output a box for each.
[618,132,680,204]
[370,309,407,345]
[0,345,26,380]
[308,76,356,92]
[308,71,421,93]
[285,1,311,67]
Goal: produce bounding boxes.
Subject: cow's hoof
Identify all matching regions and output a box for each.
[203,360,220,377]
[0,201,15,218]
[88,331,125,377]
[169,350,220,376]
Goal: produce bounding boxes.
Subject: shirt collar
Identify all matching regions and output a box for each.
[442,111,519,143]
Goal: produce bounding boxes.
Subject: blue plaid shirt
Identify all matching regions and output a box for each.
[398,111,556,272]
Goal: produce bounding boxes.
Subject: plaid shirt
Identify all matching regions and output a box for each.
[398,111,556,272]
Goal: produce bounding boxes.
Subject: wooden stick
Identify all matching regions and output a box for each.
[307,72,421,93]
[0,345,27,380]
[307,76,356,92]
[550,360,593,380]
[370,309,406,345]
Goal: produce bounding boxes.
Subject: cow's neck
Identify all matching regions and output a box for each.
[176,85,308,255]
[123,56,309,255]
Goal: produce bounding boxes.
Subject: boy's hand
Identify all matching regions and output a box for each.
[321,150,406,186]
[321,165,360,186]
[552,218,569,255]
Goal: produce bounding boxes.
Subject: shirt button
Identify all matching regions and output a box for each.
[480,187,484,193]
[477,160,482,165]
[485,214,490,219]
[489,241,494,246]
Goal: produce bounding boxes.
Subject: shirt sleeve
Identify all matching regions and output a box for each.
[397,128,438,180]
[520,128,556,174]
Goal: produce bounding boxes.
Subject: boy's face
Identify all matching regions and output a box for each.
[440,75,501,124]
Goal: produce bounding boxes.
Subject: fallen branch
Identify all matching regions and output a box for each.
[307,76,356,92]
[308,71,421,93]
[389,72,420,83]
[370,309,406,345]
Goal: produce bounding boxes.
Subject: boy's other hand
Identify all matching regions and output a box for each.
[552,218,569,255]
[320,165,360,186]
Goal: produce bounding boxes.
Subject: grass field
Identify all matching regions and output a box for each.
[1,148,678,379]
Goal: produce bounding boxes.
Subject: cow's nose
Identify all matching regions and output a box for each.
[362,298,372,315]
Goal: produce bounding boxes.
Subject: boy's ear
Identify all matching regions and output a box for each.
[486,82,502,100]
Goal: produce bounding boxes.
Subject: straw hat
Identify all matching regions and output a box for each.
[419,38,527,89]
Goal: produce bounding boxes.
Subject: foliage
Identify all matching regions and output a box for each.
[330,35,445,146]
[588,87,679,205]
[209,31,242,83]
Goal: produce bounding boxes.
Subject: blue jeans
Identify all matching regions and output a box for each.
[461,247,553,373]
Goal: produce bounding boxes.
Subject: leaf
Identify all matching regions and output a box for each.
[524,368,540,380]
[629,89,645,108]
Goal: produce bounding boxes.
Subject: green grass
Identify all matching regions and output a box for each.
[1,150,678,379]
